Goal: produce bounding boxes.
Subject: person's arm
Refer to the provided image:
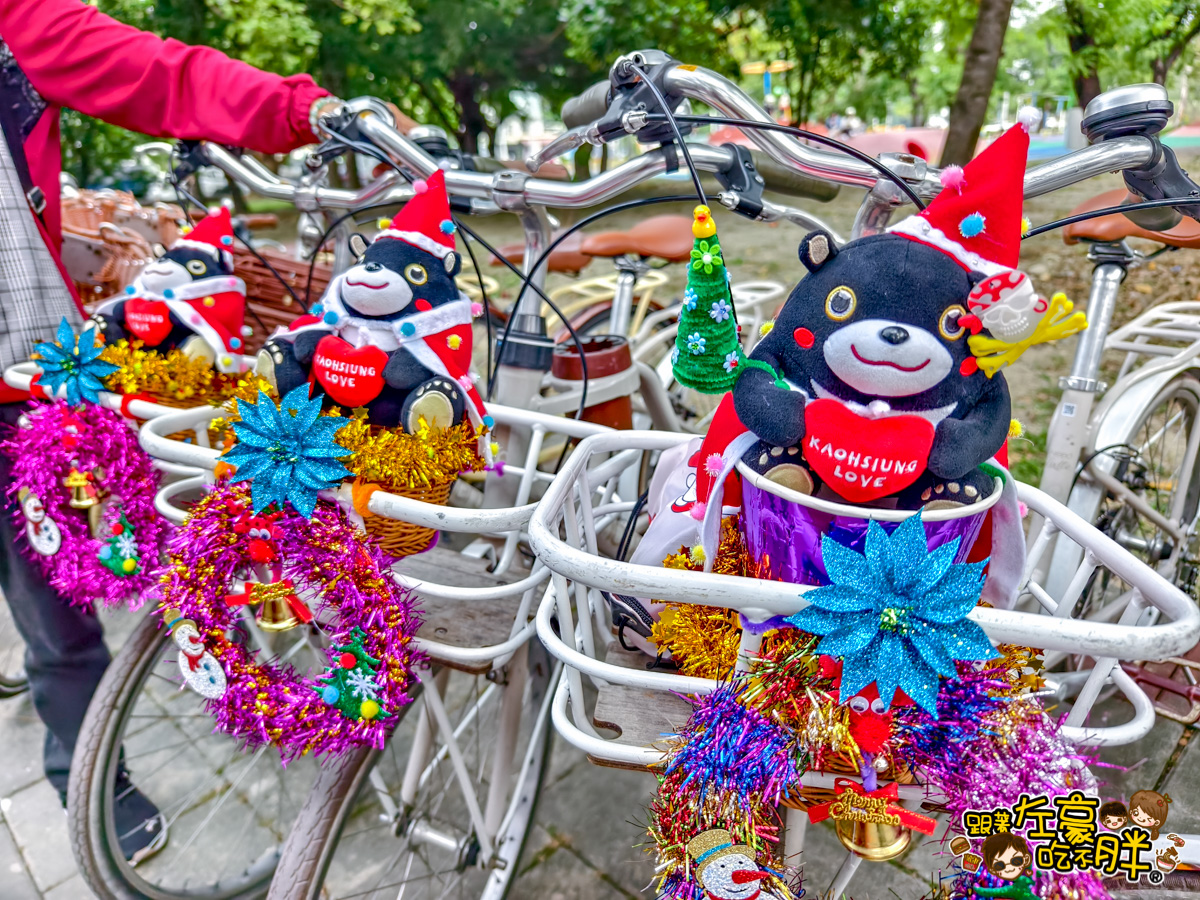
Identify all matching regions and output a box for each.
[0,0,330,154]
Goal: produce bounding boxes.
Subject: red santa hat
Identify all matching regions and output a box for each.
[173,206,236,268]
[889,107,1038,276]
[376,170,456,259]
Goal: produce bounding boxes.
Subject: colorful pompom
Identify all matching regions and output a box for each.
[959,212,986,238]
[939,165,966,193]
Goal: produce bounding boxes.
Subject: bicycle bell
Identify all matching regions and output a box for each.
[1082,85,1191,231]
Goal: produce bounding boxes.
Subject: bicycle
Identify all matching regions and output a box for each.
[116,403,633,900]
[513,59,1200,899]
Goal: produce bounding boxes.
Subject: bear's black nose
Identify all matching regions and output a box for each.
[879,326,909,345]
[363,261,382,272]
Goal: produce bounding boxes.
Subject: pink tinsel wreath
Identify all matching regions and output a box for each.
[4,400,168,610]
[157,480,424,761]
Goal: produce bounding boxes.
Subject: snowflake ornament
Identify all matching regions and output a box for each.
[115,531,138,558]
[346,667,381,701]
[785,512,994,716]
[222,386,352,519]
[33,318,119,406]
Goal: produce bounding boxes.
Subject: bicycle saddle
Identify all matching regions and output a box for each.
[490,232,593,274]
[1063,187,1200,248]
[579,214,694,262]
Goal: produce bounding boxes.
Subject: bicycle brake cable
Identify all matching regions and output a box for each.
[1023,197,1200,239]
[627,63,707,207]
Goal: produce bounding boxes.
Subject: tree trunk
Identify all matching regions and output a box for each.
[909,75,925,127]
[448,75,486,155]
[940,0,1016,167]
[1065,0,1102,108]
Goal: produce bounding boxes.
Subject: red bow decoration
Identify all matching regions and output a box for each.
[223,578,314,623]
[806,777,936,835]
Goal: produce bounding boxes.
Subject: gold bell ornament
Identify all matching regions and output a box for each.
[223,579,313,633]
[64,466,100,509]
[807,777,937,862]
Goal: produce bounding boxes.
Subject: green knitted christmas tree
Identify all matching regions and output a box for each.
[672,205,745,394]
[314,628,394,721]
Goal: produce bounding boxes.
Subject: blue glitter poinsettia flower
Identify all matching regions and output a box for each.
[785,513,994,716]
[222,385,351,519]
[33,318,119,405]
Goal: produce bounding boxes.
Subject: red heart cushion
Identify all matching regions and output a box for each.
[803,398,935,503]
[311,336,389,408]
[125,298,174,346]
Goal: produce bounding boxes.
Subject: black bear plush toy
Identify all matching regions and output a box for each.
[682,112,1085,512]
[89,207,248,373]
[257,171,488,434]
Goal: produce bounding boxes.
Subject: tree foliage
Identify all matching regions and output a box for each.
[54,0,1200,187]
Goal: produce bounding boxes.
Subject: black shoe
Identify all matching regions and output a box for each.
[113,770,169,865]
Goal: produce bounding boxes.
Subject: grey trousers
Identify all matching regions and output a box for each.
[0,402,110,799]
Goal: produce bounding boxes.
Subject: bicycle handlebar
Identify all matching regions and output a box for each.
[561,81,611,130]
[195,60,1181,229]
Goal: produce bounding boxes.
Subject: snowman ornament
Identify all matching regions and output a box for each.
[685,829,791,900]
[19,489,61,556]
[162,608,226,699]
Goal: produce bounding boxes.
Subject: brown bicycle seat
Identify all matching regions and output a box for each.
[1063,187,1200,248]
[579,214,694,263]
[491,232,592,275]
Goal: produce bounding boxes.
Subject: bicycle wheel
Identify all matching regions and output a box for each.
[68,611,325,900]
[0,592,28,697]
[1080,376,1200,613]
[267,642,554,900]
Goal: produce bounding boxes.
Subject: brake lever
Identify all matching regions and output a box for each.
[170,140,226,183]
[526,125,599,172]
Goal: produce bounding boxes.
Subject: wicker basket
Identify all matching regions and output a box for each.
[361,477,455,558]
[233,246,333,354]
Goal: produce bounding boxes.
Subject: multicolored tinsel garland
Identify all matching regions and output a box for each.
[648,681,804,900]
[644,595,1106,899]
[3,401,168,609]
[156,480,423,761]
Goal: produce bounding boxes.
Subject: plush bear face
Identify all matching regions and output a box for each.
[139,246,232,295]
[340,237,461,320]
[777,232,991,411]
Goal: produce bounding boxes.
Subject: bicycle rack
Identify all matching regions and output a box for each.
[527,431,1200,890]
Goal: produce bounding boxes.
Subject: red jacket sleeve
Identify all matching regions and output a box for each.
[0,0,329,154]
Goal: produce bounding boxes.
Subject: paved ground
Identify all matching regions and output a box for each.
[3,597,1199,900]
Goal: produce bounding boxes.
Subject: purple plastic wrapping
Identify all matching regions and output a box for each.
[741,478,990,586]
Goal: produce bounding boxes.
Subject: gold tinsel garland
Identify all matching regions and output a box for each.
[99,341,272,407]
[215,388,486,493]
[330,411,485,492]
[651,518,803,680]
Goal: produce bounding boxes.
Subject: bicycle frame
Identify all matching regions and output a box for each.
[1035,240,1200,606]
